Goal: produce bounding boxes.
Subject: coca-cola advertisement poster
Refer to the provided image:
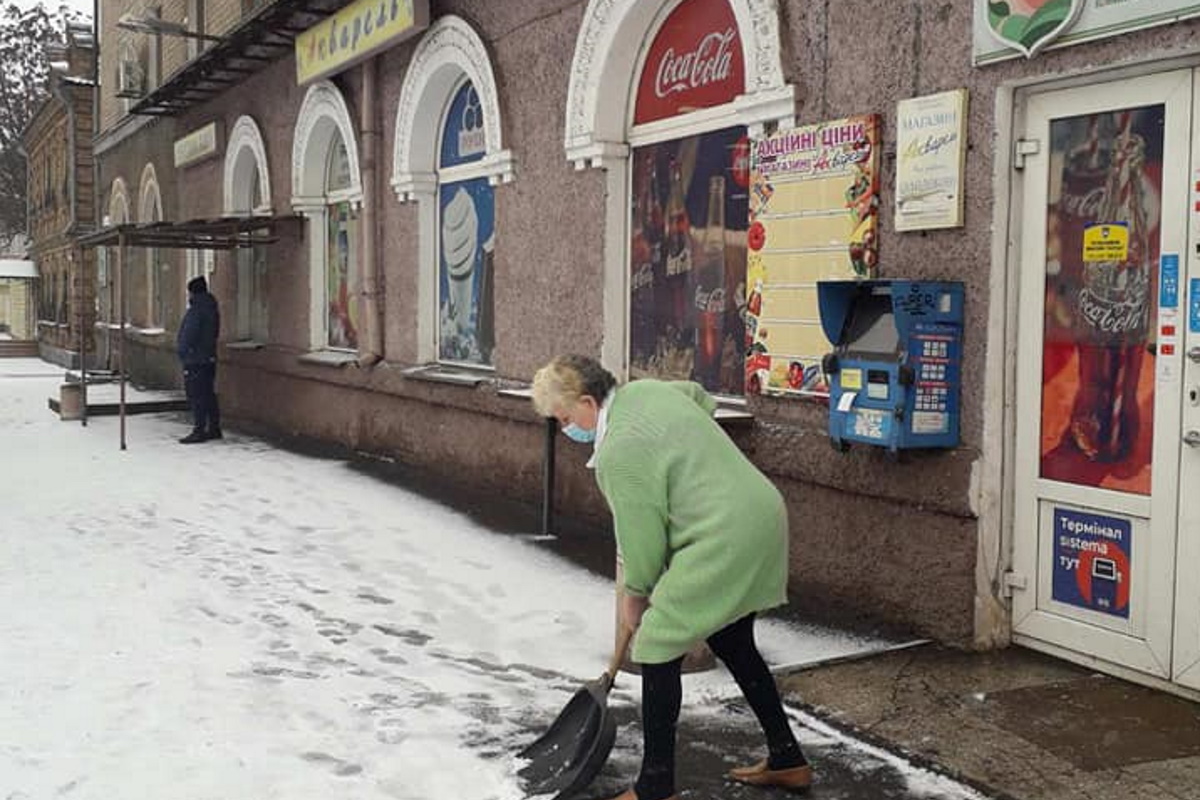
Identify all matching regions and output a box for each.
[634,0,745,126]
[629,126,750,394]
[1040,105,1164,496]
[744,115,882,397]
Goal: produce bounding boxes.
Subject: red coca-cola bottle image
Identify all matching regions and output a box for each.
[633,158,665,366]
[693,175,727,389]
[1051,117,1108,342]
[664,157,693,351]
[630,174,653,366]
[1067,113,1152,462]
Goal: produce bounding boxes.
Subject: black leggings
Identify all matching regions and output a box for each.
[634,613,805,800]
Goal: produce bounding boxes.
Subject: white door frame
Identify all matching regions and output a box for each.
[1169,77,1200,692]
[1006,68,1191,682]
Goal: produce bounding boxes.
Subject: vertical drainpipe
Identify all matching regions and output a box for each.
[357,56,383,367]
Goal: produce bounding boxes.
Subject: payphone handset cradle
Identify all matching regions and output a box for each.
[818,280,964,452]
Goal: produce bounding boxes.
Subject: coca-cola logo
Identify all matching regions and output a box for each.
[1059,186,1106,220]
[695,285,727,313]
[654,29,736,99]
[1078,288,1148,337]
[632,262,654,291]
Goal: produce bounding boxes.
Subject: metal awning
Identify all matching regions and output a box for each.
[129,0,347,117]
[73,214,301,451]
[76,215,302,250]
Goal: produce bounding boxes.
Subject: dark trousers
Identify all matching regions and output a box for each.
[634,613,805,800]
[183,362,220,433]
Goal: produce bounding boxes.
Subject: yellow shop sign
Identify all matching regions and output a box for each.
[295,0,429,85]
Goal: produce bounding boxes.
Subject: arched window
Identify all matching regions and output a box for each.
[101,178,130,325]
[138,163,166,329]
[223,115,272,343]
[564,0,793,389]
[627,0,749,394]
[292,80,363,353]
[392,15,514,367]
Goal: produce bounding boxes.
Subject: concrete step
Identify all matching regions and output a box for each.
[0,341,39,358]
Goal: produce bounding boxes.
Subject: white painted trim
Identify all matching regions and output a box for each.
[223,115,273,216]
[137,162,162,222]
[416,195,437,364]
[974,83,1017,650]
[305,205,328,351]
[291,80,363,209]
[600,162,629,376]
[564,0,794,167]
[137,163,164,327]
[391,15,515,203]
[107,177,131,225]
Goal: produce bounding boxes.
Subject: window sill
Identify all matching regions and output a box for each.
[714,406,755,428]
[401,364,491,387]
[298,350,359,368]
[225,340,265,351]
[497,386,534,401]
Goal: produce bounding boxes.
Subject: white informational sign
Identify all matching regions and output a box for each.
[895,89,968,232]
[974,0,1200,65]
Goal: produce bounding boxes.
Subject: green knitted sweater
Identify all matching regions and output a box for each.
[595,380,789,664]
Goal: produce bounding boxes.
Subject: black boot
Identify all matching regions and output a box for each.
[206,427,223,440]
[179,429,208,444]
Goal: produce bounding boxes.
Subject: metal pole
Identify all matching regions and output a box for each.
[116,235,126,450]
[541,416,556,536]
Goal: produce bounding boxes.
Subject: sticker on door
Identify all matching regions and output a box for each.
[1052,508,1131,618]
[1191,278,1200,333]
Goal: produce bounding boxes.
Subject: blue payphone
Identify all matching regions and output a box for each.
[818,280,964,452]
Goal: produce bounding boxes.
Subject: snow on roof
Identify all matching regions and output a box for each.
[0,259,36,279]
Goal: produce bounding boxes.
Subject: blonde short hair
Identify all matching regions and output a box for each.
[531,354,616,417]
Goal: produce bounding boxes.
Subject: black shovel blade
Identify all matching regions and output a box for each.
[519,681,616,799]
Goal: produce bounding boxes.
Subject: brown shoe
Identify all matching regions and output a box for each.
[728,759,814,790]
[602,791,680,800]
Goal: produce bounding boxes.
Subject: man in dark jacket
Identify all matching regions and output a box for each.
[177,275,221,443]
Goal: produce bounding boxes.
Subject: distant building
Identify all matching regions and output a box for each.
[24,23,97,368]
[0,257,37,348]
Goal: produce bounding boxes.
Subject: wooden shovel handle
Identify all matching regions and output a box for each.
[604,624,636,687]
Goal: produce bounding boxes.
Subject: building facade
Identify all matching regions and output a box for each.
[90,0,1200,697]
[26,25,98,369]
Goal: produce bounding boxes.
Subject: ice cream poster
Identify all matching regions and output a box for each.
[439,178,495,364]
[437,80,496,365]
[744,114,881,397]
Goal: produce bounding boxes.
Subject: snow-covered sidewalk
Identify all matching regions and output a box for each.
[0,359,989,800]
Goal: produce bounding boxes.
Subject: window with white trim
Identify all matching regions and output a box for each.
[324,137,359,350]
[234,165,269,342]
[627,0,748,395]
[292,81,363,356]
[436,80,495,366]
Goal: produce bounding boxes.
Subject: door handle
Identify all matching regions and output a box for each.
[1189,347,1200,364]
[1186,430,1200,448]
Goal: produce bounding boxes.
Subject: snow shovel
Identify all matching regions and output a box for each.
[518,624,635,799]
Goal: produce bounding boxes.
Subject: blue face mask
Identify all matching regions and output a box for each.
[562,423,596,444]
